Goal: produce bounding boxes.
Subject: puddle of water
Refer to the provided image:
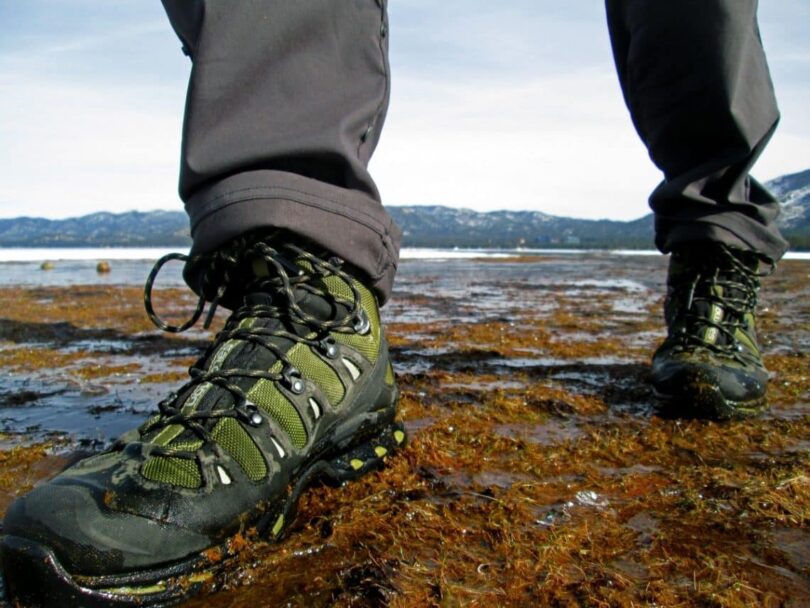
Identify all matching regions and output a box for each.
[626,511,659,547]
[0,375,170,444]
[60,339,135,354]
[611,296,652,314]
[575,490,609,508]
[565,279,648,293]
[443,380,526,392]
[472,470,534,490]
[771,528,810,572]
[403,418,436,435]
[488,356,639,368]
[493,421,584,446]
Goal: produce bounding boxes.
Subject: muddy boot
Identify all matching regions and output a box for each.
[0,232,404,607]
[651,243,770,420]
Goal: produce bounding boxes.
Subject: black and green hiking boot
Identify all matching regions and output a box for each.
[0,234,404,607]
[651,243,771,420]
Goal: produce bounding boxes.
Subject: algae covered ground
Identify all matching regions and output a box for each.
[0,253,808,607]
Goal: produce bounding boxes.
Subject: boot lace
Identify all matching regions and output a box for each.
[134,238,366,456]
[668,246,772,364]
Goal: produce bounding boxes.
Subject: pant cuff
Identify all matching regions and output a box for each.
[656,213,789,262]
[185,170,401,304]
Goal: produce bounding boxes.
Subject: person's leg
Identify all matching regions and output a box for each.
[162,0,400,302]
[0,4,405,605]
[605,0,787,261]
[605,0,784,418]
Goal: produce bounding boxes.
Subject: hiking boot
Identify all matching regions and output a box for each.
[651,243,771,420]
[0,233,404,607]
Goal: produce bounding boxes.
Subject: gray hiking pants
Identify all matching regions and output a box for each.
[161,0,787,304]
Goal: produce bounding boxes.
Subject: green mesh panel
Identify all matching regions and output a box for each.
[287,344,345,405]
[141,456,202,489]
[295,258,315,273]
[324,277,381,363]
[248,378,307,449]
[385,362,395,386]
[150,321,253,448]
[140,414,161,434]
[323,276,380,327]
[322,274,352,301]
[332,331,379,363]
[210,418,267,481]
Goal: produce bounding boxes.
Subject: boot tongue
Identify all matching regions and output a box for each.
[244,292,273,307]
[144,250,353,447]
[250,253,352,322]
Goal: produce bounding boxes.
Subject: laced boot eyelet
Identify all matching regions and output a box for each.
[319,337,339,359]
[237,402,264,427]
[247,403,264,427]
[282,366,306,394]
[353,310,371,335]
[249,411,263,426]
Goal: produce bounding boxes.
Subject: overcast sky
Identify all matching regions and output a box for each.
[1,1,808,221]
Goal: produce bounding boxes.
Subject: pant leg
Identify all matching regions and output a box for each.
[605,0,788,262]
[161,0,400,303]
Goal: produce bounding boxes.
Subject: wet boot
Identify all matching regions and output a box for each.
[651,243,770,420]
[0,232,404,607]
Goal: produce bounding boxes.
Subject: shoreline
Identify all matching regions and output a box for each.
[0,247,809,262]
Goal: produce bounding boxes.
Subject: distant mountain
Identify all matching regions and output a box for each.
[0,211,191,248]
[768,168,810,228]
[0,207,656,250]
[0,169,807,250]
[766,169,810,248]
[387,206,654,249]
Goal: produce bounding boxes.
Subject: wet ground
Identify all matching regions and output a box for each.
[0,253,808,606]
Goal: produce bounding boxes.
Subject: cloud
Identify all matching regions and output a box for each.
[0,8,188,218]
[372,71,663,220]
[0,1,807,221]
[0,73,185,218]
[2,21,168,59]
[371,69,810,218]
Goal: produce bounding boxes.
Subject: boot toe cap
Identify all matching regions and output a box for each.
[3,481,210,576]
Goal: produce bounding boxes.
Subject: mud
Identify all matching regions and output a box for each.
[0,253,808,606]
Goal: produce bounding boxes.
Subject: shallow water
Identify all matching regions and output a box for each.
[0,253,808,606]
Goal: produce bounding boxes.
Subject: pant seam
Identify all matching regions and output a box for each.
[357,0,390,160]
[375,219,396,278]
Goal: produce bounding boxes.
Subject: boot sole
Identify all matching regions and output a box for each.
[653,375,768,421]
[0,417,407,607]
